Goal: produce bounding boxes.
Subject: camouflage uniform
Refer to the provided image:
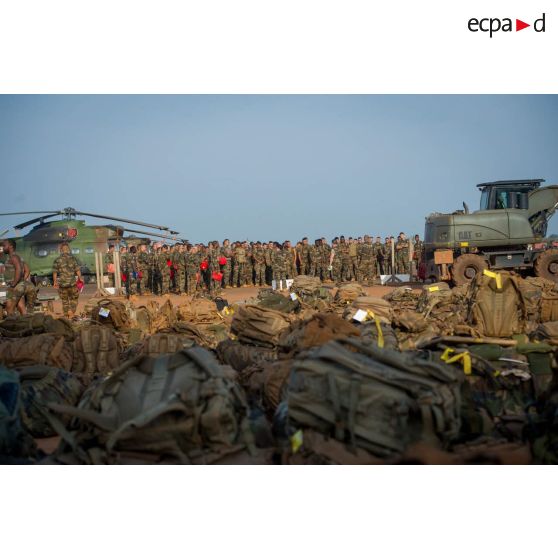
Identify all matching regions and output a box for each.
[158,251,171,295]
[123,251,140,295]
[3,254,26,307]
[23,280,38,312]
[298,244,311,275]
[252,246,266,286]
[232,245,247,287]
[185,250,200,295]
[395,239,410,274]
[349,242,359,281]
[357,240,376,285]
[336,241,352,282]
[285,246,297,279]
[320,241,332,281]
[271,247,287,289]
[373,241,385,276]
[222,244,233,288]
[384,241,394,275]
[174,248,186,294]
[52,253,80,316]
[413,238,424,278]
[331,244,342,282]
[309,243,319,277]
[264,245,273,285]
[138,250,150,293]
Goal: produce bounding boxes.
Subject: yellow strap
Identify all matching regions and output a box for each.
[483,269,502,289]
[366,311,384,348]
[440,347,472,375]
[428,286,440,292]
[290,429,303,453]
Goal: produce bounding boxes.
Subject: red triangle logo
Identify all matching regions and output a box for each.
[516,19,530,31]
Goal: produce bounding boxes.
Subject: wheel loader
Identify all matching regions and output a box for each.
[424,179,558,285]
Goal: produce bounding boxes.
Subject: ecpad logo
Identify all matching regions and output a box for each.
[468,13,546,37]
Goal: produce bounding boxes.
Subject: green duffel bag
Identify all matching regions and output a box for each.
[287,338,462,458]
[48,347,255,464]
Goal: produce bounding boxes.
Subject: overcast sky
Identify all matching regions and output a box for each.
[1,95,557,243]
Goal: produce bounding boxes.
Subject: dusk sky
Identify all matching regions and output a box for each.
[1,95,557,242]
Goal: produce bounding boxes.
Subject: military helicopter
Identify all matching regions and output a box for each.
[0,207,181,285]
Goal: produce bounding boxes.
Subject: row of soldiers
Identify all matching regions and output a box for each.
[105,233,424,296]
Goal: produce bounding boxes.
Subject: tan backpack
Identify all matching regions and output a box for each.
[141,333,196,357]
[177,298,223,325]
[344,296,393,324]
[49,348,255,464]
[231,305,294,348]
[90,299,132,330]
[72,326,120,382]
[334,283,365,304]
[0,334,74,371]
[467,270,527,337]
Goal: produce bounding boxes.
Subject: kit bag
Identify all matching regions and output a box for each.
[231,305,293,348]
[49,347,255,464]
[287,338,461,457]
[467,271,527,338]
[72,325,120,381]
[0,313,75,340]
[0,334,74,371]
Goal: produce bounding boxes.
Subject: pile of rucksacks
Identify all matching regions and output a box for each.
[3,270,558,464]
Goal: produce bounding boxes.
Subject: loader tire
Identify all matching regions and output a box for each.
[451,254,488,286]
[535,249,558,283]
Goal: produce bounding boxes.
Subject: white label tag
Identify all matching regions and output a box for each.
[290,292,298,301]
[99,308,110,318]
[352,309,368,323]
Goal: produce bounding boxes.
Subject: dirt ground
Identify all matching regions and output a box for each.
[39,283,412,316]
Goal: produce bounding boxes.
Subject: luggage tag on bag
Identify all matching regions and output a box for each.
[428,286,440,292]
[352,309,368,323]
[290,292,298,301]
[99,308,110,318]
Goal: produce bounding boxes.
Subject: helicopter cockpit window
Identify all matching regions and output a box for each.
[84,247,94,254]
[36,249,49,257]
[71,248,80,255]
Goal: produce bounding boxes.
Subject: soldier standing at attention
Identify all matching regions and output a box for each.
[2,239,26,316]
[52,242,82,318]
[384,236,393,275]
[185,245,199,295]
[158,245,171,295]
[232,241,247,287]
[349,237,359,281]
[298,237,311,275]
[308,240,319,277]
[330,238,341,282]
[395,232,410,274]
[337,236,352,282]
[271,242,287,290]
[222,239,232,288]
[253,241,266,286]
[413,234,423,279]
[357,235,376,285]
[374,236,384,276]
[264,242,273,285]
[284,240,297,279]
[138,244,150,294]
[319,237,331,281]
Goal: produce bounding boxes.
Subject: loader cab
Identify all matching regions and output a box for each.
[478,179,544,212]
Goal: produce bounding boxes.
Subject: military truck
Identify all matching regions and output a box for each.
[424,179,558,285]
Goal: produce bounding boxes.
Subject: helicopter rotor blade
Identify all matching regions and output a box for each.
[14,213,63,230]
[71,210,179,234]
[0,211,61,217]
[120,227,184,241]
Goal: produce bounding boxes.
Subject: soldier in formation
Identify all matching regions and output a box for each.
[96,232,422,300]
